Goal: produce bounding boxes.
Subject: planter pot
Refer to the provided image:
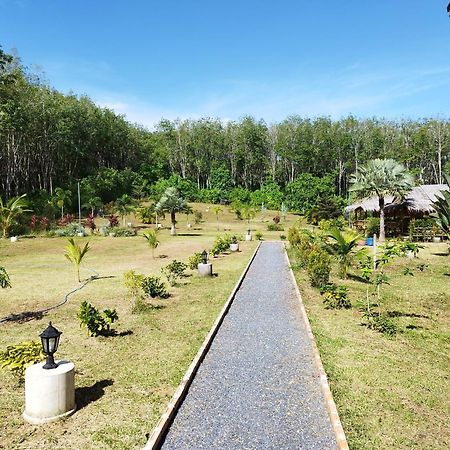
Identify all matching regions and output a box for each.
[407,250,415,259]
[245,233,252,241]
[77,232,84,237]
[197,263,212,277]
[433,237,441,243]
[10,236,18,242]
[229,243,239,252]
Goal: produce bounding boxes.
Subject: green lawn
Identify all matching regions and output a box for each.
[0,204,294,450]
[289,242,450,450]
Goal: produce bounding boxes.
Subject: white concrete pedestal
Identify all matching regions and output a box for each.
[23,360,76,424]
[197,263,212,277]
[229,243,239,252]
[245,233,252,241]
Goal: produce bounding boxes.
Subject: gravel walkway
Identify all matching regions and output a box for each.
[160,241,337,449]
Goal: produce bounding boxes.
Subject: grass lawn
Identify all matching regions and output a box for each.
[0,204,294,450]
[288,241,450,450]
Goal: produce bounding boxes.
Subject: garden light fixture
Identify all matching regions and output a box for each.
[201,250,208,264]
[39,322,62,369]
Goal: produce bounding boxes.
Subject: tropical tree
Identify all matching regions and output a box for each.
[83,196,102,216]
[115,194,136,227]
[0,194,31,238]
[350,159,414,242]
[431,173,450,253]
[324,228,361,278]
[54,188,72,219]
[155,187,192,235]
[212,205,223,231]
[240,204,257,233]
[64,238,91,282]
[143,229,159,259]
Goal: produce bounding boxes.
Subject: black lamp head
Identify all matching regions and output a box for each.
[40,322,62,369]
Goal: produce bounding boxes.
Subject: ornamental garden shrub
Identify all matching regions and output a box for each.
[161,260,188,286]
[142,275,170,298]
[77,301,118,337]
[210,234,232,256]
[267,223,284,231]
[307,248,331,288]
[320,283,351,309]
[188,252,203,270]
[0,341,43,379]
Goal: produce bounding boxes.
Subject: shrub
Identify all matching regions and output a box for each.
[57,214,74,227]
[108,214,119,228]
[86,213,96,232]
[0,341,44,378]
[273,215,280,224]
[161,260,188,286]
[280,234,286,240]
[288,227,302,247]
[123,270,145,300]
[255,231,263,240]
[210,234,232,256]
[363,311,397,336]
[267,223,284,231]
[365,217,380,237]
[307,249,331,287]
[320,283,351,309]
[193,210,203,224]
[0,266,11,288]
[142,275,170,298]
[108,227,136,237]
[188,252,203,270]
[51,223,81,237]
[77,301,118,337]
[318,218,346,232]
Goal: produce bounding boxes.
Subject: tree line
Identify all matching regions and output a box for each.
[1,46,450,204]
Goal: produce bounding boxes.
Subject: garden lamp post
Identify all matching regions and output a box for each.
[198,250,212,277]
[39,322,62,369]
[201,250,208,264]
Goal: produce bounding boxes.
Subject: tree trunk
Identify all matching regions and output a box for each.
[170,211,176,235]
[379,196,385,242]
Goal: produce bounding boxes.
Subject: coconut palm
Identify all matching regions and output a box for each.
[155,187,192,236]
[115,194,136,227]
[83,196,103,216]
[64,238,91,282]
[324,228,361,279]
[54,188,72,219]
[0,194,31,238]
[143,229,159,259]
[212,206,223,230]
[350,159,414,242]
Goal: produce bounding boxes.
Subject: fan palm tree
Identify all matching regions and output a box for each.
[324,228,361,279]
[143,229,159,258]
[350,159,414,242]
[0,194,31,238]
[155,187,192,236]
[64,238,91,282]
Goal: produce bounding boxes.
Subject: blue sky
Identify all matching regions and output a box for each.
[1,0,450,128]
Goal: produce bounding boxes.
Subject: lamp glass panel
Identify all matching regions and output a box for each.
[41,337,49,353]
[48,337,57,353]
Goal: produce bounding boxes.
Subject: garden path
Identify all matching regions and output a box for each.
[160,241,337,449]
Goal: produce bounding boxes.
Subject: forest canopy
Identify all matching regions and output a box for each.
[1,47,449,207]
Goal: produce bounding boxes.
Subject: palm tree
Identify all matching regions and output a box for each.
[324,228,361,279]
[115,194,135,227]
[431,173,450,252]
[240,204,257,234]
[155,187,192,236]
[83,196,103,216]
[143,229,159,258]
[0,194,31,238]
[212,206,223,230]
[350,159,414,242]
[54,188,72,219]
[64,238,91,282]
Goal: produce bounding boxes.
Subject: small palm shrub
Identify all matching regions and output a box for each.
[307,249,331,287]
[161,260,187,286]
[143,229,159,258]
[64,238,91,282]
[77,301,118,337]
[320,283,351,309]
[188,252,203,270]
[142,275,170,298]
[0,341,44,378]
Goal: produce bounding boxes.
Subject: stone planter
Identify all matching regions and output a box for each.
[245,233,252,241]
[23,360,76,424]
[407,250,415,259]
[10,236,18,242]
[229,243,239,252]
[197,263,212,277]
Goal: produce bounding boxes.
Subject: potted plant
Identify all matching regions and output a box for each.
[230,235,239,252]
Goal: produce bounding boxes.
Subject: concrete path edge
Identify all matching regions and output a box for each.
[283,243,349,450]
[143,242,262,450]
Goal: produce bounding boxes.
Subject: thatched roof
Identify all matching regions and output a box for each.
[346,184,449,216]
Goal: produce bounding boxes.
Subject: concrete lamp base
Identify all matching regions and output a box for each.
[23,360,76,425]
[245,233,252,241]
[197,263,212,277]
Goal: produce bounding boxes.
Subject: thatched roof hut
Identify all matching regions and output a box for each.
[346,184,449,218]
